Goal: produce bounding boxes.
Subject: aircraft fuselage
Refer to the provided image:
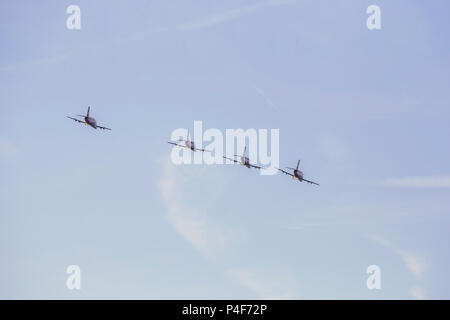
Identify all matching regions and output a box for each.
[294,169,304,180]
[241,156,251,168]
[84,117,98,129]
[186,140,195,151]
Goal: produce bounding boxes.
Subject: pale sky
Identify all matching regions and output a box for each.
[1,0,450,299]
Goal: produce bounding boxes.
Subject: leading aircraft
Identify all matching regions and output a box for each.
[278,160,319,185]
[223,146,263,170]
[67,106,111,130]
[168,131,210,152]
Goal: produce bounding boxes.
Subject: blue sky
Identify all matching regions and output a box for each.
[1,0,450,299]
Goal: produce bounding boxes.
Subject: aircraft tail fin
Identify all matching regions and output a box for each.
[87,106,90,118]
[296,160,300,170]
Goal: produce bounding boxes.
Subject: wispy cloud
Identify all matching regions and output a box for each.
[370,235,427,299]
[227,267,298,299]
[0,53,70,72]
[128,0,298,39]
[252,85,275,109]
[4,0,298,73]
[157,159,228,262]
[402,253,426,279]
[370,235,426,279]
[177,0,298,30]
[410,286,426,300]
[382,176,450,188]
[157,157,300,298]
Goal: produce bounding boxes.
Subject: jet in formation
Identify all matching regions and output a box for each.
[277,160,319,185]
[67,106,111,130]
[223,146,263,170]
[168,131,210,153]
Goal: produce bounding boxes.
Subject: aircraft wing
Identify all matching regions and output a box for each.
[277,168,294,177]
[67,116,85,124]
[302,178,319,186]
[223,156,238,163]
[168,141,185,148]
[249,164,263,169]
[97,125,112,130]
[196,147,211,153]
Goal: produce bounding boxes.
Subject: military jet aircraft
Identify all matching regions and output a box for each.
[168,131,210,152]
[278,160,319,185]
[67,106,111,130]
[223,146,263,169]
